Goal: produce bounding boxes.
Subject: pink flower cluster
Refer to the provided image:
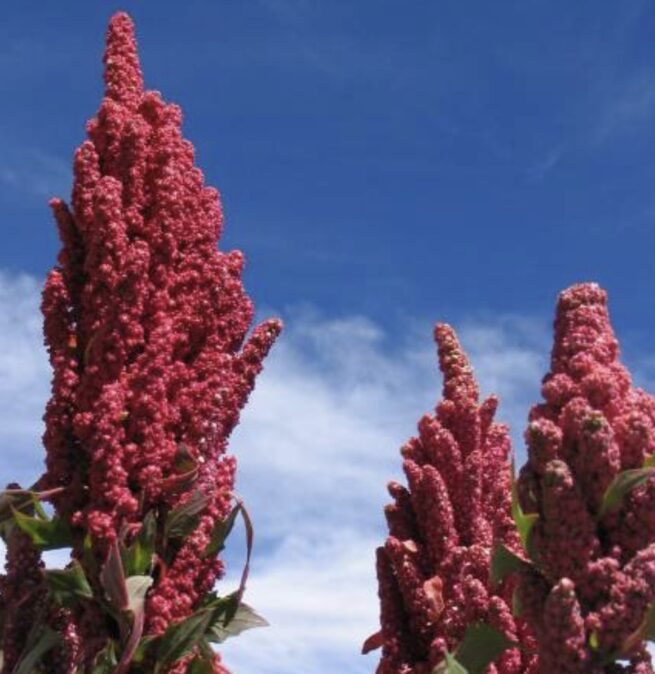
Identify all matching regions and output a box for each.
[369,325,536,674]
[2,12,279,674]
[517,283,655,673]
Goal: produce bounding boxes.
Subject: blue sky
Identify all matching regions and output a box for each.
[2,2,655,673]
[3,1,655,336]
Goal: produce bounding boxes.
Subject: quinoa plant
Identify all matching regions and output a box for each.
[365,325,536,674]
[368,285,655,674]
[514,284,655,674]
[0,13,280,674]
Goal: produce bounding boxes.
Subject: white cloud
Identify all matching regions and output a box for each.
[220,310,549,673]
[0,271,551,674]
[0,271,50,488]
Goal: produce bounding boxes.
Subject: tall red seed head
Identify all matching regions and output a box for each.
[517,283,655,673]
[367,325,535,674]
[35,11,281,669]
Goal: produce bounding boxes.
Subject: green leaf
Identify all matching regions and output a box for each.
[155,610,216,672]
[490,543,531,587]
[90,641,118,674]
[83,533,98,575]
[206,602,269,643]
[154,593,252,671]
[511,467,538,557]
[45,561,93,606]
[640,603,655,641]
[203,592,240,631]
[512,587,523,618]
[33,499,48,520]
[0,490,36,531]
[11,509,74,550]
[187,655,215,674]
[173,442,198,473]
[197,638,215,660]
[598,467,655,519]
[621,599,655,654]
[165,490,210,540]
[455,623,517,674]
[131,635,157,665]
[154,494,258,671]
[433,652,469,674]
[644,454,655,468]
[204,505,241,559]
[0,485,65,533]
[122,511,156,576]
[12,626,60,674]
[0,489,38,540]
[589,631,600,651]
[126,575,153,615]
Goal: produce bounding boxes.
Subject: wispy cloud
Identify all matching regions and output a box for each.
[0,271,553,673]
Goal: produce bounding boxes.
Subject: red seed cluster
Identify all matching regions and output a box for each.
[370,325,535,674]
[0,524,46,673]
[518,283,655,673]
[19,11,279,672]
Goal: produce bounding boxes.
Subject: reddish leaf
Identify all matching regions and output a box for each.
[424,575,445,621]
[362,631,384,654]
[100,541,128,612]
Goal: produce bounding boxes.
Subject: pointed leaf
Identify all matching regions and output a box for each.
[433,652,469,674]
[187,656,215,674]
[598,467,655,519]
[11,626,60,674]
[455,623,517,674]
[622,599,655,654]
[122,511,156,576]
[131,635,157,665]
[165,490,210,540]
[100,541,129,611]
[45,561,93,606]
[0,492,33,529]
[231,494,254,607]
[126,575,153,615]
[90,641,118,674]
[0,486,63,531]
[512,587,523,618]
[204,504,240,559]
[12,510,74,550]
[589,631,600,651]
[174,442,198,473]
[490,543,531,587]
[511,467,538,556]
[207,602,268,643]
[115,605,146,674]
[197,638,215,660]
[362,631,384,654]
[155,610,215,671]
